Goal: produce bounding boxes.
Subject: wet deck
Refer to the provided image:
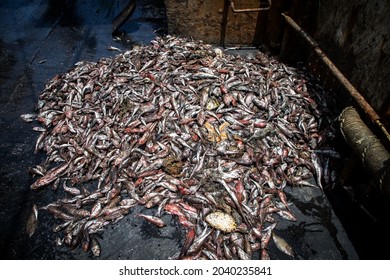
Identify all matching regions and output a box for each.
[0,0,359,260]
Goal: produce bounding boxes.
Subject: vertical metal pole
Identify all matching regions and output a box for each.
[252,5,268,47]
[220,0,230,47]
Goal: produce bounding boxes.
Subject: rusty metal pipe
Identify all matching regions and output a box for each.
[281,13,390,143]
[229,0,271,12]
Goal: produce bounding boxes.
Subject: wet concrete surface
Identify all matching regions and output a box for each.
[0,0,359,260]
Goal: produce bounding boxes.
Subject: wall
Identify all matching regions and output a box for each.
[164,0,261,45]
[316,0,390,115]
[282,0,390,118]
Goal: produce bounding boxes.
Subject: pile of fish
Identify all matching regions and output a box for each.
[23,35,337,259]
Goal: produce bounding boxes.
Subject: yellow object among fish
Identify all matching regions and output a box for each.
[205,211,237,233]
[204,121,229,143]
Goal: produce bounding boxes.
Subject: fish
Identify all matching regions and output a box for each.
[236,246,251,260]
[30,162,70,190]
[63,181,81,196]
[276,189,290,211]
[186,226,213,255]
[214,178,252,227]
[91,238,101,257]
[261,222,277,249]
[138,214,166,228]
[179,227,196,259]
[311,152,324,192]
[23,35,336,259]
[260,248,270,260]
[26,204,38,237]
[223,241,234,260]
[272,233,295,258]
[107,46,122,52]
[276,209,297,221]
[20,113,38,122]
[202,248,218,260]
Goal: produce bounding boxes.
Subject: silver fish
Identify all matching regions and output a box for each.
[20,113,37,122]
[26,204,38,237]
[272,233,295,258]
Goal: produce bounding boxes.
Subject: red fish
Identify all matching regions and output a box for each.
[138,214,166,228]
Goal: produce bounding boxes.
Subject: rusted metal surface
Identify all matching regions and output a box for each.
[252,0,292,49]
[220,0,230,47]
[229,0,271,12]
[220,0,272,47]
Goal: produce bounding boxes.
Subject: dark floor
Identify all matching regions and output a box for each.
[0,0,384,260]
